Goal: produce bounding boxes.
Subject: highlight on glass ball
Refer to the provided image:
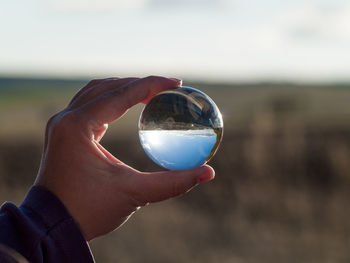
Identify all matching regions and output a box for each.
[138,86,223,170]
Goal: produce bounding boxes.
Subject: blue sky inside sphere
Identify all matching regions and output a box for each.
[139,129,217,170]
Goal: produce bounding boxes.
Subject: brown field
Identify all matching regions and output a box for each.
[1,79,350,262]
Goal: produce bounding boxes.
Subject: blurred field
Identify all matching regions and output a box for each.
[1,77,350,262]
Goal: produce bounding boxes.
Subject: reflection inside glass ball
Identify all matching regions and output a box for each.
[138,86,223,170]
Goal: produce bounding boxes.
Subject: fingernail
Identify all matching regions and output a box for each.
[197,167,215,183]
[169,78,182,86]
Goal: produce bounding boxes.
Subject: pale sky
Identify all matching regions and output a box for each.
[1,0,350,82]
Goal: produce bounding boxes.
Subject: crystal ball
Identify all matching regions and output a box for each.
[138,86,223,170]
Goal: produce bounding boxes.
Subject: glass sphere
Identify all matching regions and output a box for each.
[138,86,223,170]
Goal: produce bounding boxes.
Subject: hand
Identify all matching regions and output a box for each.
[34,76,215,241]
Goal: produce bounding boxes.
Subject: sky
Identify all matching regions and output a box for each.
[0,0,350,82]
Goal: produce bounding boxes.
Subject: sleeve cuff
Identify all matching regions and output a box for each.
[20,186,95,263]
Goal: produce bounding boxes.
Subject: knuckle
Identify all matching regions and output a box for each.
[145,75,162,82]
[111,86,132,109]
[47,111,78,136]
[123,188,149,208]
[46,113,60,130]
[87,78,101,86]
[89,77,119,87]
[172,178,197,197]
[132,190,149,207]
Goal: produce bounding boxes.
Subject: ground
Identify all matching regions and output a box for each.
[1,78,350,262]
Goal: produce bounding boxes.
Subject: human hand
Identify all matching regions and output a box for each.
[34,76,215,241]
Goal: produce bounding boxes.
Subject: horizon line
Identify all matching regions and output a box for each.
[1,74,350,86]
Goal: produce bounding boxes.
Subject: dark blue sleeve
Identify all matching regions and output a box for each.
[0,186,95,262]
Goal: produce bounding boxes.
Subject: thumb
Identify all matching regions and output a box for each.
[135,165,215,203]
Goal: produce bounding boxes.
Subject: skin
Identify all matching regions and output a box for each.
[34,76,215,241]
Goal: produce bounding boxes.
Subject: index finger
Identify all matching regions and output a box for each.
[79,76,182,128]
